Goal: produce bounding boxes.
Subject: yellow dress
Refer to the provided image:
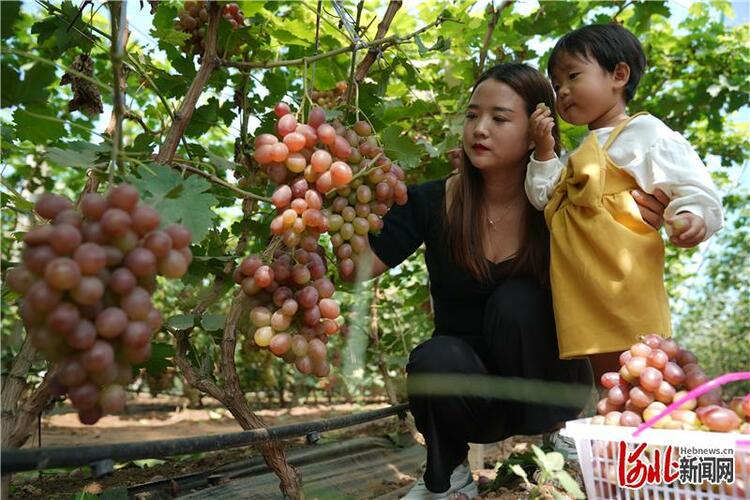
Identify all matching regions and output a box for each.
[544,112,671,359]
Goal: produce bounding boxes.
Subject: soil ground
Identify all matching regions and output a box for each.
[8,394,580,499]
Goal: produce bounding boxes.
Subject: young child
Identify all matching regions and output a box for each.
[525,24,723,380]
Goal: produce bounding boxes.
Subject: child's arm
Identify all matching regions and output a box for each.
[622,132,723,247]
[525,104,565,210]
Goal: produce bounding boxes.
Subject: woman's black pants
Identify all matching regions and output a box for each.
[406,278,592,493]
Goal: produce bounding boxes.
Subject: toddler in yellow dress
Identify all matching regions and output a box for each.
[524,24,723,381]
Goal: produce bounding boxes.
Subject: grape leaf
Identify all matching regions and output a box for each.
[414,34,428,56]
[167,314,195,330]
[201,313,226,331]
[0,65,22,108]
[127,164,218,242]
[151,3,189,46]
[31,0,93,57]
[381,125,422,170]
[0,1,20,38]
[134,342,175,376]
[46,142,109,168]
[270,18,315,46]
[185,97,220,137]
[13,106,65,143]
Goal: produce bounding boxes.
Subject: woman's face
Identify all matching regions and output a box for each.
[462,79,533,173]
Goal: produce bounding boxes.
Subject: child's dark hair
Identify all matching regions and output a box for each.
[547,24,647,103]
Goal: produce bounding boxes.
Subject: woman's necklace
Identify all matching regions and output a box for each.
[486,200,521,230]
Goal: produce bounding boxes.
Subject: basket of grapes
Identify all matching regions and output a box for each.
[561,335,749,499]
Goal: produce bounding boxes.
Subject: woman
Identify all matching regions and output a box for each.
[356,63,667,499]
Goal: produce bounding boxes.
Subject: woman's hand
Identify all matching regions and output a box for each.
[632,188,669,230]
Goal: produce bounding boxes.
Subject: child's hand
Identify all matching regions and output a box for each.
[667,212,706,248]
[529,103,556,161]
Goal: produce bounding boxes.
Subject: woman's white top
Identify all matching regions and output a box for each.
[525,114,723,240]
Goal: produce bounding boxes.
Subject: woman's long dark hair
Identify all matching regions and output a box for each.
[445,63,561,285]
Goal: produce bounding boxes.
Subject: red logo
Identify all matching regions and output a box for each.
[617,441,680,489]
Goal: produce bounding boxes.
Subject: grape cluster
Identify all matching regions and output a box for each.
[242,102,409,375]
[592,334,748,433]
[175,1,244,55]
[233,249,338,377]
[6,185,193,424]
[256,102,407,280]
[310,81,348,108]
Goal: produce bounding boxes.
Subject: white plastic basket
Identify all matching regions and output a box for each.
[561,417,749,499]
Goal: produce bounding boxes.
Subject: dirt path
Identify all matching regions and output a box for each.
[29,396,391,448]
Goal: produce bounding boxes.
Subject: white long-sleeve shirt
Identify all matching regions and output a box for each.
[525,114,723,240]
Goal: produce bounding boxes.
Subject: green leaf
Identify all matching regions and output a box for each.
[541,451,565,472]
[19,64,57,104]
[151,2,189,46]
[127,165,218,242]
[532,444,548,466]
[155,27,190,46]
[1,65,22,107]
[46,142,108,168]
[237,1,266,17]
[128,459,166,469]
[0,1,20,38]
[13,106,65,143]
[134,342,174,376]
[201,313,226,331]
[429,35,451,52]
[185,97,220,137]
[510,464,530,485]
[414,34,428,56]
[167,313,196,330]
[270,18,316,46]
[556,470,586,499]
[207,150,237,172]
[381,126,422,170]
[31,1,93,57]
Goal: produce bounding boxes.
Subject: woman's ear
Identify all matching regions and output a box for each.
[612,62,630,91]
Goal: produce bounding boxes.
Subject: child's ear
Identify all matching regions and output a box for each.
[612,62,630,91]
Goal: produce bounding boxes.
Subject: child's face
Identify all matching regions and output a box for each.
[550,51,623,128]
[463,79,533,172]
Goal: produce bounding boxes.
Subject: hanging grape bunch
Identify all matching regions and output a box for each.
[233,248,339,378]
[310,81,349,108]
[241,102,408,375]
[175,1,245,55]
[255,103,407,281]
[6,185,193,425]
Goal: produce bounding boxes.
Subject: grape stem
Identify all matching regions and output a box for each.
[170,159,272,203]
[477,1,513,77]
[323,152,383,197]
[221,14,445,71]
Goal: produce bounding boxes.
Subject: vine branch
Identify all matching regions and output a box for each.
[155,2,221,164]
[354,0,402,82]
[108,1,128,180]
[221,14,444,71]
[477,1,513,76]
